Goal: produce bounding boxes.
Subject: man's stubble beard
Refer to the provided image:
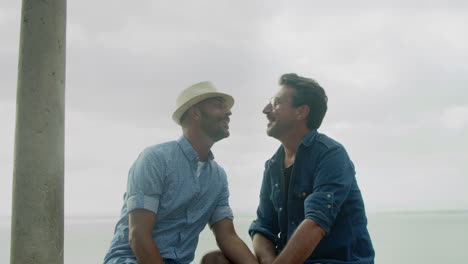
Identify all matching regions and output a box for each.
[200,110,229,143]
[266,119,294,140]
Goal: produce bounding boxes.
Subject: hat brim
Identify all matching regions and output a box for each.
[172,92,234,125]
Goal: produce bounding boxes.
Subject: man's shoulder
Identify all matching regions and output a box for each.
[145,140,178,152]
[140,140,179,161]
[314,132,344,150]
[313,132,353,165]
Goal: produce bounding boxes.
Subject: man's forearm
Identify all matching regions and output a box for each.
[272,219,325,264]
[130,234,164,264]
[252,233,276,264]
[217,234,258,264]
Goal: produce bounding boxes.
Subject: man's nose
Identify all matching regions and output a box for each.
[263,103,272,114]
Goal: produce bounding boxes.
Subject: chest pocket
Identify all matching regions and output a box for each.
[293,185,314,200]
[288,185,314,219]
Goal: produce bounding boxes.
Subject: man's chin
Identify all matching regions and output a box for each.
[221,130,230,139]
[211,130,229,142]
[266,122,276,136]
[266,125,274,136]
[266,127,280,139]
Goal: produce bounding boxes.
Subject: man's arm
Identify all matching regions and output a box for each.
[272,219,325,264]
[271,146,354,264]
[252,233,276,264]
[128,209,164,264]
[212,218,258,264]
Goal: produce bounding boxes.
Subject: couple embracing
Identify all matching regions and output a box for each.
[103,73,374,264]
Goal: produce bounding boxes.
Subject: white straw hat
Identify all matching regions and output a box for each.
[172,81,234,125]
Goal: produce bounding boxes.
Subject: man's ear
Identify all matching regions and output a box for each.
[296,105,310,121]
[190,106,202,121]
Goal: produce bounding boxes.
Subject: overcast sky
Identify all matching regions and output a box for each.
[1,1,468,217]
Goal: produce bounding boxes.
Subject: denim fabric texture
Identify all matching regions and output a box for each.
[103,136,233,264]
[249,130,375,264]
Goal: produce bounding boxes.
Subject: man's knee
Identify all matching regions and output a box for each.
[200,250,231,264]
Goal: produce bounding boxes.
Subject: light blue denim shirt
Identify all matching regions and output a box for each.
[103,136,233,264]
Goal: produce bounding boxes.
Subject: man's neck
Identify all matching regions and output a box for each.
[280,127,311,167]
[183,129,214,162]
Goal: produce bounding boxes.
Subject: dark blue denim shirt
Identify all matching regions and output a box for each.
[249,130,375,264]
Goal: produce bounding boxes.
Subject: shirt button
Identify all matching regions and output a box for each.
[275,183,279,188]
[279,207,283,211]
[302,192,307,197]
[291,221,295,225]
[327,204,332,208]
[327,194,332,198]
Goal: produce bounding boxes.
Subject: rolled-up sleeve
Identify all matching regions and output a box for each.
[125,148,165,215]
[249,161,279,244]
[209,171,234,227]
[304,146,355,234]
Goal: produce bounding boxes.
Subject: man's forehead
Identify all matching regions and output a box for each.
[274,85,294,99]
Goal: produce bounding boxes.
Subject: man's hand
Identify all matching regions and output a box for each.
[128,209,164,264]
[252,233,276,264]
[272,219,325,264]
[212,219,259,264]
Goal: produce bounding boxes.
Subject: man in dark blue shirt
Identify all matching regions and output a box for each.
[249,73,375,264]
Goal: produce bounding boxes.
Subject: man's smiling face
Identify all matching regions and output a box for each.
[263,85,298,139]
[197,97,232,142]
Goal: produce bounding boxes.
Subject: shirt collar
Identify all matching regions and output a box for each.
[177,136,215,163]
[300,129,318,147]
[270,129,318,164]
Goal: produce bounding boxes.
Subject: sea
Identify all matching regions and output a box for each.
[1,211,467,263]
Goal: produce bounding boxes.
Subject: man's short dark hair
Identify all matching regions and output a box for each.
[279,73,328,129]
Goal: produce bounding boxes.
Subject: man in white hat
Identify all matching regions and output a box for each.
[103,82,258,264]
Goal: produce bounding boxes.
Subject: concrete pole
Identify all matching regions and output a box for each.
[10,0,66,263]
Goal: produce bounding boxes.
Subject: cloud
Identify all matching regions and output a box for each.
[442,105,468,130]
[2,1,468,216]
